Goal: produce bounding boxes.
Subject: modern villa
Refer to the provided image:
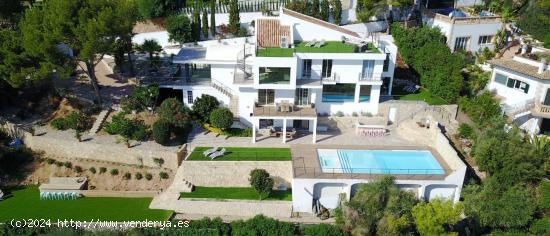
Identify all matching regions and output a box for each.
[152,8,398,144]
[422,7,502,52]
[487,47,550,135]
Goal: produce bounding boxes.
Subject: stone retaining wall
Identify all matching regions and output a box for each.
[173,199,292,218]
[81,190,159,198]
[180,161,293,188]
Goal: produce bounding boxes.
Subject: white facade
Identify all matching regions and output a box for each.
[423,9,502,53]
[160,8,397,142]
[487,55,550,135]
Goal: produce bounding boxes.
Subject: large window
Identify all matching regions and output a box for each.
[359,85,371,102]
[478,35,493,45]
[544,88,550,106]
[295,88,310,106]
[454,37,469,51]
[302,59,312,78]
[322,83,356,103]
[258,89,275,105]
[494,73,508,84]
[187,91,193,104]
[322,59,333,78]
[506,78,530,94]
[362,60,375,79]
[259,67,290,84]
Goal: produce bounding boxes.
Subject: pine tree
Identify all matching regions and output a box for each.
[311,0,320,18]
[332,0,342,25]
[320,0,330,21]
[192,10,201,41]
[210,0,216,36]
[228,0,240,34]
[202,10,209,38]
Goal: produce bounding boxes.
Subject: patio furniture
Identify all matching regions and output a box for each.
[305,39,317,47]
[209,148,226,160]
[203,147,219,157]
[0,189,4,201]
[286,128,297,139]
[314,40,326,48]
[281,100,290,112]
[317,125,329,132]
[269,127,279,137]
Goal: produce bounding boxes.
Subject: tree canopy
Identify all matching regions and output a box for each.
[166,14,193,45]
[412,199,463,236]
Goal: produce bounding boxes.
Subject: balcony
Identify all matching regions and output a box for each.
[532,103,550,118]
[253,103,317,118]
[358,72,383,84]
[321,73,340,84]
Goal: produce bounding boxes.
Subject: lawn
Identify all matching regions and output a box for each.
[394,88,449,105]
[187,147,292,161]
[180,187,292,201]
[256,47,294,57]
[0,186,172,221]
[294,41,380,53]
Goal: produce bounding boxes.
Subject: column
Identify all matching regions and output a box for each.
[312,118,317,144]
[252,118,256,143]
[282,119,287,143]
[354,84,360,103]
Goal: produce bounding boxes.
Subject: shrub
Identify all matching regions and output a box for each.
[122,85,159,112]
[89,167,97,174]
[51,111,92,131]
[145,173,153,180]
[50,118,69,130]
[166,14,193,44]
[159,171,169,179]
[63,161,72,168]
[530,217,550,235]
[249,169,274,200]
[303,224,346,236]
[224,128,252,137]
[0,146,35,176]
[157,98,191,128]
[335,111,344,117]
[74,166,83,173]
[123,172,131,180]
[231,215,296,236]
[209,108,234,130]
[191,95,219,122]
[46,158,56,164]
[458,123,475,139]
[104,113,149,141]
[135,172,143,180]
[153,158,165,167]
[152,121,171,145]
[110,169,119,176]
[459,92,502,127]
[99,167,107,174]
[352,112,358,117]
[55,161,63,167]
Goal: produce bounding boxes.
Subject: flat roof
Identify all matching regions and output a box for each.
[291,145,451,180]
[173,47,207,63]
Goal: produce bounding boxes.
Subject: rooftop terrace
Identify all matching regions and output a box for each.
[256,41,380,57]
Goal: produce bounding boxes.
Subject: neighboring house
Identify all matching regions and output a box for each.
[154,8,397,143]
[487,50,550,135]
[422,8,502,53]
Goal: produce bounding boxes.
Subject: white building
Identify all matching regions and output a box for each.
[422,8,502,53]
[156,8,397,143]
[487,51,550,135]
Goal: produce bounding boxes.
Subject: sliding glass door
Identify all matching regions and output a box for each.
[258,89,275,106]
[295,88,310,106]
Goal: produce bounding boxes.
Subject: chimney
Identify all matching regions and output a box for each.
[539,58,547,74]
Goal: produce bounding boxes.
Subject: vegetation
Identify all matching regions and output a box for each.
[209,108,234,130]
[332,0,343,25]
[138,39,162,62]
[165,14,193,45]
[157,98,191,129]
[191,10,201,42]
[152,120,171,145]
[192,94,220,122]
[187,147,292,161]
[459,92,502,128]
[231,215,296,235]
[249,169,275,200]
[104,113,148,142]
[0,186,172,221]
[121,84,159,112]
[458,123,475,139]
[159,171,169,179]
[256,47,294,57]
[202,10,209,39]
[295,41,357,53]
[110,169,119,176]
[228,0,240,34]
[210,0,216,37]
[145,173,153,180]
[412,199,463,236]
[356,0,412,25]
[320,0,330,21]
[50,112,92,132]
[395,88,449,105]
[0,132,35,180]
[303,223,347,236]
[180,187,292,201]
[336,176,418,235]
[516,0,550,47]
[135,0,183,19]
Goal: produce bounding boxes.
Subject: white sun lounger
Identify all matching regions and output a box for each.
[203,147,219,157]
[209,148,226,160]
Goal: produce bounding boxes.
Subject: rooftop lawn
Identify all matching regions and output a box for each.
[395,88,449,105]
[0,186,172,221]
[294,41,380,54]
[256,47,294,57]
[187,147,292,161]
[180,187,292,201]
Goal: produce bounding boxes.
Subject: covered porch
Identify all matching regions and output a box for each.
[251,105,318,144]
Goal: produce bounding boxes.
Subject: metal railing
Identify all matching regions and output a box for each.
[293,167,450,179]
[322,73,339,83]
[253,104,317,117]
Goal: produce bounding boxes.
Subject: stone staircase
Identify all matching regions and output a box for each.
[89,109,111,135]
[211,79,240,118]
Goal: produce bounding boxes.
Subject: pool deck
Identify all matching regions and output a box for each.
[290,145,452,181]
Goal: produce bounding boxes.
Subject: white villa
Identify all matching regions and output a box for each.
[152,8,397,144]
[488,49,550,135]
[422,7,502,52]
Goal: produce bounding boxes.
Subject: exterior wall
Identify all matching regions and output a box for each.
[169,199,292,218]
[314,85,381,116]
[488,67,549,106]
[427,16,502,52]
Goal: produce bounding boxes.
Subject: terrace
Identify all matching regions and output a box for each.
[255,41,381,58]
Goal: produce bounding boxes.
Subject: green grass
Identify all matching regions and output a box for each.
[180,187,292,201]
[256,48,294,57]
[187,147,292,161]
[395,88,449,105]
[0,186,172,221]
[294,41,380,53]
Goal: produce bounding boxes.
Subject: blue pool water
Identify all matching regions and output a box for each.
[322,95,370,103]
[317,149,445,175]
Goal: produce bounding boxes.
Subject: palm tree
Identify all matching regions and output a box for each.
[139,39,162,63]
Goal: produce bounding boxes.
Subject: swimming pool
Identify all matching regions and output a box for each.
[317,149,445,175]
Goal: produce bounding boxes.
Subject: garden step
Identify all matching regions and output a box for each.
[89,109,111,135]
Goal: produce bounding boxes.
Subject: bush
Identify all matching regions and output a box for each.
[459,92,502,127]
[157,98,191,129]
[458,123,475,139]
[110,169,119,176]
[63,161,72,168]
[50,112,92,131]
[231,215,296,236]
[50,118,69,130]
[249,169,274,200]
[224,128,252,137]
[135,172,143,180]
[335,111,344,117]
[530,217,550,235]
[89,167,97,174]
[159,171,169,179]
[74,166,83,173]
[46,158,56,164]
[104,113,149,141]
[209,108,234,130]
[99,167,107,174]
[0,146,35,177]
[153,158,165,167]
[122,85,159,112]
[166,14,193,44]
[191,95,219,122]
[152,121,172,145]
[145,173,153,180]
[123,172,131,180]
[302,224,346,236]
[55,161,63,167]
